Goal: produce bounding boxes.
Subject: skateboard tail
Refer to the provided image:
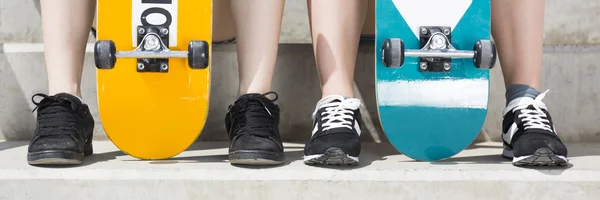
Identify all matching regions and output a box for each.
[376,78,489,161]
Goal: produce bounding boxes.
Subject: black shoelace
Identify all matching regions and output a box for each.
[31,93,81,137]
[229,92,279,138]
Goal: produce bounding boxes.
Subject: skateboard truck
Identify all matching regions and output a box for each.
[94,26,209,72]
[381,26,497,71]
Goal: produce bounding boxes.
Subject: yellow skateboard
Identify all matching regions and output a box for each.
[93,0,212,159]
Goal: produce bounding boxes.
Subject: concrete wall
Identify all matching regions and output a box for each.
[1,0,599,143]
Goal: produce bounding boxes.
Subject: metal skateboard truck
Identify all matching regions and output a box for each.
[381,26,497,72]
[94,26,209,72]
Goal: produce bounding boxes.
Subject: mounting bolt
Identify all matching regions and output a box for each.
[421,28,428,35]
[443,29,450,35]
[160,63,168,71]
[443,62,451,71]
[420,62,428,70]
[138,27,145,35]
[137,63,145,70]
[161,28,169,35]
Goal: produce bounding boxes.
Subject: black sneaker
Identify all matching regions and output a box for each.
[501,90,568,166]
[28,93,94,165]
[225,92,284,165]
[304,95,362,165]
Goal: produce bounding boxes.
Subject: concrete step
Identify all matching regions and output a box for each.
[0,140,599,200]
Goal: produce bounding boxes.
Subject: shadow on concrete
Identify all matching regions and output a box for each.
[31,0,41,14]
[465,142,503,150]
[141,142,306,168]
[103,141,233,164]
[231,150,305,169]
[157,142,231,164]
[79,150,126,166]
[425,141,578,175]
[430,156,574,176]
[433,154,574,175]
[31,149,125,168]
[0,52,37,141]
[0,141,27,151]
[356,142,402,168]
[434,154,511,165]
[125,142,403,169]
[390,141,507,164]
[300,142,401,170]
[564,143,600,158]
[517,164,575,175]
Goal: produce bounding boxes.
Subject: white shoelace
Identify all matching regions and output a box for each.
[503,90,553,132]
[313,95,361,131]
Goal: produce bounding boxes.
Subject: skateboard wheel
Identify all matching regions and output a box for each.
[94,40,116,69]
[473,40,497,69]
[188,40,209,69]
[382,38,404,68]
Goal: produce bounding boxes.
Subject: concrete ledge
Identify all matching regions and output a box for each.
[0,141,599,199]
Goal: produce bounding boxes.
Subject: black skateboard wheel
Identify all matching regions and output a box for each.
[188,40,209,69]
[473,40,497,69]
[94,40,117,69]
[382,38,404,68]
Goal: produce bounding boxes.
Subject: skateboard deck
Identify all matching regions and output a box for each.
[94,0,212,159]
[375,0,497,161]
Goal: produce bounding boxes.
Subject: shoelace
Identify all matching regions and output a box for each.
[314,96,361,131]
[503,90,553,133]
[31,93,80,136]
[229,92,279,137]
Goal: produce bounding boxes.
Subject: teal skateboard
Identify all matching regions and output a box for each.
[375,0,497,161]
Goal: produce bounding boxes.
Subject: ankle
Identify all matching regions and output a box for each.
[505,84,540,105]
[238,85,272,96]
[321,94,354,100]
[49,88,81,99]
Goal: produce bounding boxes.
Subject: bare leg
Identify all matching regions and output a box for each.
[231,0,285,95]
[224,0,286,166]
[307,0,368,98]
[492,0,545,89]
[28,0,96,166]
[301,0,367,166]
[361,0,376,36]
[492,0,569,167]
[40,0,95,97]
[213,0,236,42]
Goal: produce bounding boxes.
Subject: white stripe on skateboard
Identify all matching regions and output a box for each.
[377,78,488,109]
